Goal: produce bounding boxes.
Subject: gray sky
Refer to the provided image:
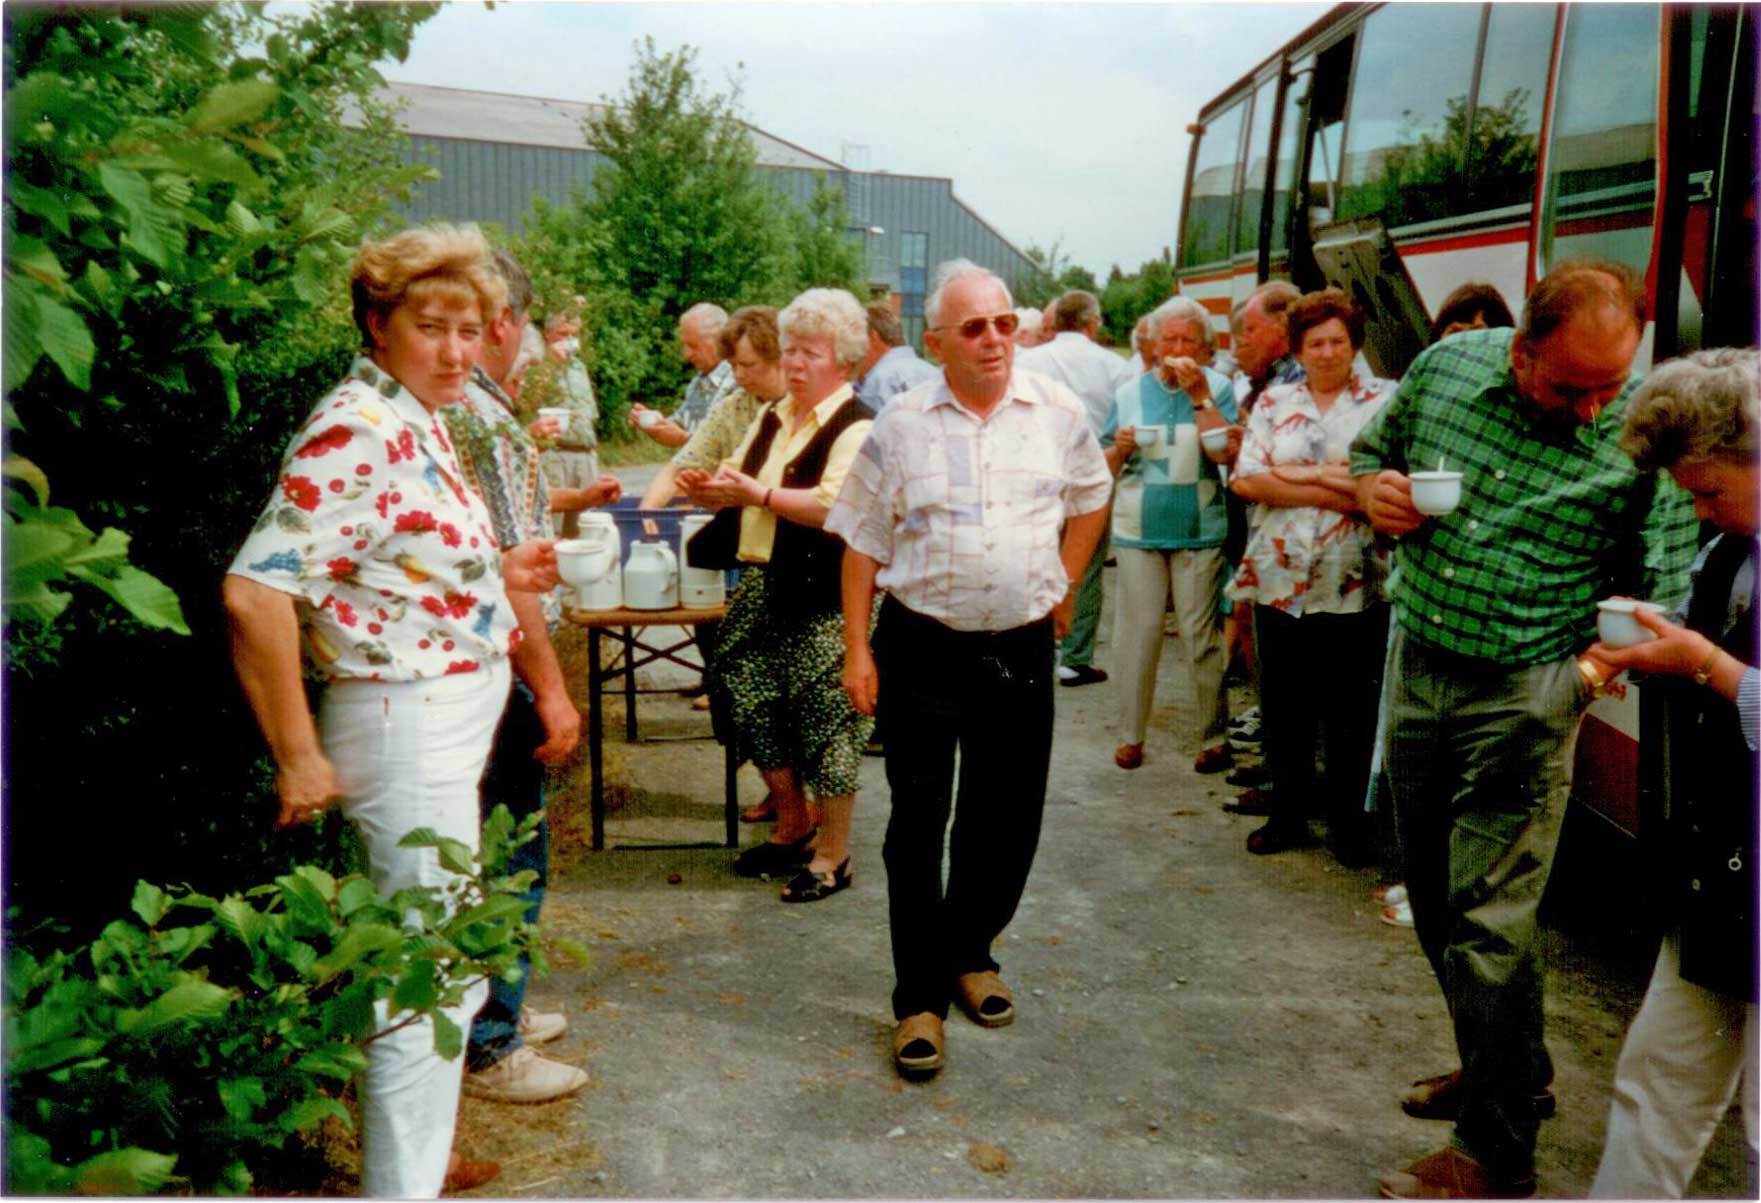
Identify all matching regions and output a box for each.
[389,1,1329,279]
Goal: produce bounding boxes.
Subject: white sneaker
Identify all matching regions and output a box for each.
[518,1006,567,1044]
[463,1046,588,1103]
[1056,664,1079,682]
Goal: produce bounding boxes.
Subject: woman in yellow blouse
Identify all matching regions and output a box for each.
[679,289,875,901]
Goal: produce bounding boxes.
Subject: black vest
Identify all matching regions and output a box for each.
[739,395,873,616]
[1664,532,1759,1001]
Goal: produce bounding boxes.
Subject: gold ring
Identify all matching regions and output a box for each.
[1577,658,1604,690]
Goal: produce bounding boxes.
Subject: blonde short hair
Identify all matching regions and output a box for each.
[779,288,868,371]
[350,224,506,348]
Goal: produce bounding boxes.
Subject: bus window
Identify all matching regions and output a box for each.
[1538,5,1662,279]
[1267,59,1308,260]
[1337,2,1482,229]
[1460,3,1552,216]
[1236,77,1278,262]
[1302,36,1352,229]
[1182,97,1248,268]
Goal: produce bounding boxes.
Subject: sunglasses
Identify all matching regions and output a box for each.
[931,312,1021,339]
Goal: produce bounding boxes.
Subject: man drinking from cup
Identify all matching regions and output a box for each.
[1350,259,1700,1199]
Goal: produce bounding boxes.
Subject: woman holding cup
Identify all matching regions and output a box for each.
[223,224,560,1195]
[1581,348,1758,1198]
[1102,295,1240,772]
[1225,288,1396,859]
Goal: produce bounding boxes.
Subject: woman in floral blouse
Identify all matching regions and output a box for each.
[222,224,558,1198]
[1227,288,1395,861]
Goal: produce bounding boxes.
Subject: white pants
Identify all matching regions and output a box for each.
[1113,546,1229,748]
[319,660,510,1199]
[1591,933,1759,1198]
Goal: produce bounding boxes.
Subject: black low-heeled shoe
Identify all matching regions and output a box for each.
[779,859,852,903]
[733,828,817,879]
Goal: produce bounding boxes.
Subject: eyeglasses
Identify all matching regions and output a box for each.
[930,312,1021,340]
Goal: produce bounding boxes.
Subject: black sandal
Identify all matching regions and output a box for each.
[733,828,816,879]
[780,859,852,903]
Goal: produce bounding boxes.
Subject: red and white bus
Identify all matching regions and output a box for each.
[1174,2,1757,839]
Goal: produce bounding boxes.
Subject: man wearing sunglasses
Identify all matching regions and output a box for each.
[828,259,1111,1079]
[1019,289,1138,688]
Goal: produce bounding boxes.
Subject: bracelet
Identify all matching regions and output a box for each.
[1693,646,1722,687]
[762,487,773,509]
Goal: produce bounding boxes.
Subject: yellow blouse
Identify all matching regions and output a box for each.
[723,383,873,564]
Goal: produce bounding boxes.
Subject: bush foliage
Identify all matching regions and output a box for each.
[3,3,442,933]
[4,807,573,1196]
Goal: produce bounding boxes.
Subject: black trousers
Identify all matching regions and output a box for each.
[874,598,1055,1020]
[1253,603,1388,848]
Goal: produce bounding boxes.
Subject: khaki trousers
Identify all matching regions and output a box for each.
[1112,545,1228,749]
[1591,934,1758,1197]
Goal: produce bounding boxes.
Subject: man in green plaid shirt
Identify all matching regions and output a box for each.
[1350,260,1698,1199]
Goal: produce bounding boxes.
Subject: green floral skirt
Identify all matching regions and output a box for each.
[714,566,875,798]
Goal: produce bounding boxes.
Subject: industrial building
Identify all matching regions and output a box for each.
[369,81,1036,347]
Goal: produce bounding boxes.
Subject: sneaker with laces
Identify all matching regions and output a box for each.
[518,1006,567,1045]
[1227,709,1262,749]
[462,1046,588,1103]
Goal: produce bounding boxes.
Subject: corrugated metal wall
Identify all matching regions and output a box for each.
[397,135,1035,297]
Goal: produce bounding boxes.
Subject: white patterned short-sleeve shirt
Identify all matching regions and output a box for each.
[1228,373,1396,616]
[825,369,1111,632]
[228,357,520,681]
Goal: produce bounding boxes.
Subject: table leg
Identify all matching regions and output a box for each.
[588,626,605,852]
[724,736,738,849]
[622,626,638,742]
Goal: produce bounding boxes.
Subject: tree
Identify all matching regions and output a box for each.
[775,179,867,300]
[1100,257,1176,344]
[3,2,441,933]
[513,39,870,436]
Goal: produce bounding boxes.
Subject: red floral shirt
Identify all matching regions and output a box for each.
[228,357,521,681]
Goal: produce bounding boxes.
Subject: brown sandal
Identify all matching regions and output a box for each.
[893,1012,944,1077]
[955,970,1015,1027]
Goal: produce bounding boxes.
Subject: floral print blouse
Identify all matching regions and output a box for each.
[1227,373,1395,617]
[228,357,520,681]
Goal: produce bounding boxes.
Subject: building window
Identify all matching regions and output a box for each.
[899,231,929,318]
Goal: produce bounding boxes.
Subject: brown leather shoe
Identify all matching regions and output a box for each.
[1377,1146,1534,1199]
[1114,742,1144,770]
[444,1154,502,1193]
[1192,744,1233,773]
[1402,1069,1557,1121]
[954,970,1015,1027]
[893,1012,944,1077]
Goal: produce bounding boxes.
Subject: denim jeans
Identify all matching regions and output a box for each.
[320,659,508,1198]
[1385,630,1589,1183]
[465,681,550,1072]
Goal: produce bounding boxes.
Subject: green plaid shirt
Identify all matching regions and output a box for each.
[1349,327,1697,666]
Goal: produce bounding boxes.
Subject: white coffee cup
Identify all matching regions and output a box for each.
[538,406,570,436]
[1409,470,1464,515]
[1597,598,1665,648]
[1199,426,1230,454]
[1133,424,1162,450]
[637,408,662,430]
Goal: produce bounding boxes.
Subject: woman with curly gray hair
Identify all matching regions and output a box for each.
[1585,347,1759,1198]
[679,288,877,902]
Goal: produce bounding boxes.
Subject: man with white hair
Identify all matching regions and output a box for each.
[629,301,737,447]
[1018,289,1138,686]
[829,259,1110,1080]
[1011,306,1046,348]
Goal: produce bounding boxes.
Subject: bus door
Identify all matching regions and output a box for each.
[1287,33,1355,293]
[1652,5,1758,356]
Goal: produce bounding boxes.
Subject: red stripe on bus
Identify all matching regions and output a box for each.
[1399,227,1530,257]
[1199,297,1231,314]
